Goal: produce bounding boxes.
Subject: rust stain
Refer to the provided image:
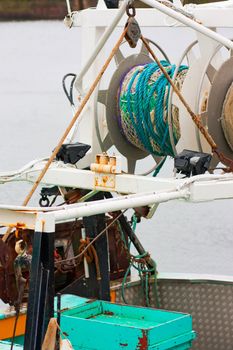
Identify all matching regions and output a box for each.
[104,311,114,316]
[16,209,38,213]
[95,177,99,187]
[94,173,115,190]
[8,222,27,238]
[60,307,69,312]
[9,222,26,229]
[137,330,148,350]
[102,175,108,184]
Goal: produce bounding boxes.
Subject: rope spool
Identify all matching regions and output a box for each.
[221,82,233,151]
[118,61,188,157]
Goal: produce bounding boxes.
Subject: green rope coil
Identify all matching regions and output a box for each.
[118,61,188,158]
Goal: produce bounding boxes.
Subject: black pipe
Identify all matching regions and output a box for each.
[24,231,55,350]
[56,293,61,350]
[104,192,155,271]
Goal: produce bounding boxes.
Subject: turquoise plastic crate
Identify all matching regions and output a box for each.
[0,342,23,349]
[61,300,196,350]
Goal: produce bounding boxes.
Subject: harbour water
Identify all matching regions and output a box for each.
[0,20,232,309]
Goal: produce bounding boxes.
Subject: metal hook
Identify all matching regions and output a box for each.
[39,195,50,207]
[126,3,136,17]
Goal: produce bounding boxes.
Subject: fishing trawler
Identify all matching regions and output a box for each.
[0,0,233,349]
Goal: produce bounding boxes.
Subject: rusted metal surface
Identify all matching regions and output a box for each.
[1,210,37,241]
[90,154,122,174]
[0,235,18,304]
[137,330,148,350]
[10,223,26,239]
[91,153,122,190]
[108,222,130,280]
[94,173,116,190]
[0,218,130,305]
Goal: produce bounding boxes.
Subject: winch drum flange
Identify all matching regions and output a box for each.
[207,56,233,159]
[105,53,152,161]
[94,38,172,173]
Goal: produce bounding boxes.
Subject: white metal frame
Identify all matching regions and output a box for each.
[1,0,233,232]
[65,1,233,169]
[0,164,232,231]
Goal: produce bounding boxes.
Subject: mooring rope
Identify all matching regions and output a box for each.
[118,61,188,158]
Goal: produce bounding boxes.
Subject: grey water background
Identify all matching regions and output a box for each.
[0,20,232,309]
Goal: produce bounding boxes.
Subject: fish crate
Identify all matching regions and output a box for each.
[60,300,196,350]
[0,341,23,349]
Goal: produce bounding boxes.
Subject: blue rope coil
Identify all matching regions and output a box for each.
[118,61,188,158]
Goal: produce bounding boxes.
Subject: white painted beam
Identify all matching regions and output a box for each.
[141,0,233,50]
[52,190,188,222]
[71,7,233,28]
[1,162,233,198]
[0,208,37,230]
[0,172,232,229]
[189,178,233,202]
